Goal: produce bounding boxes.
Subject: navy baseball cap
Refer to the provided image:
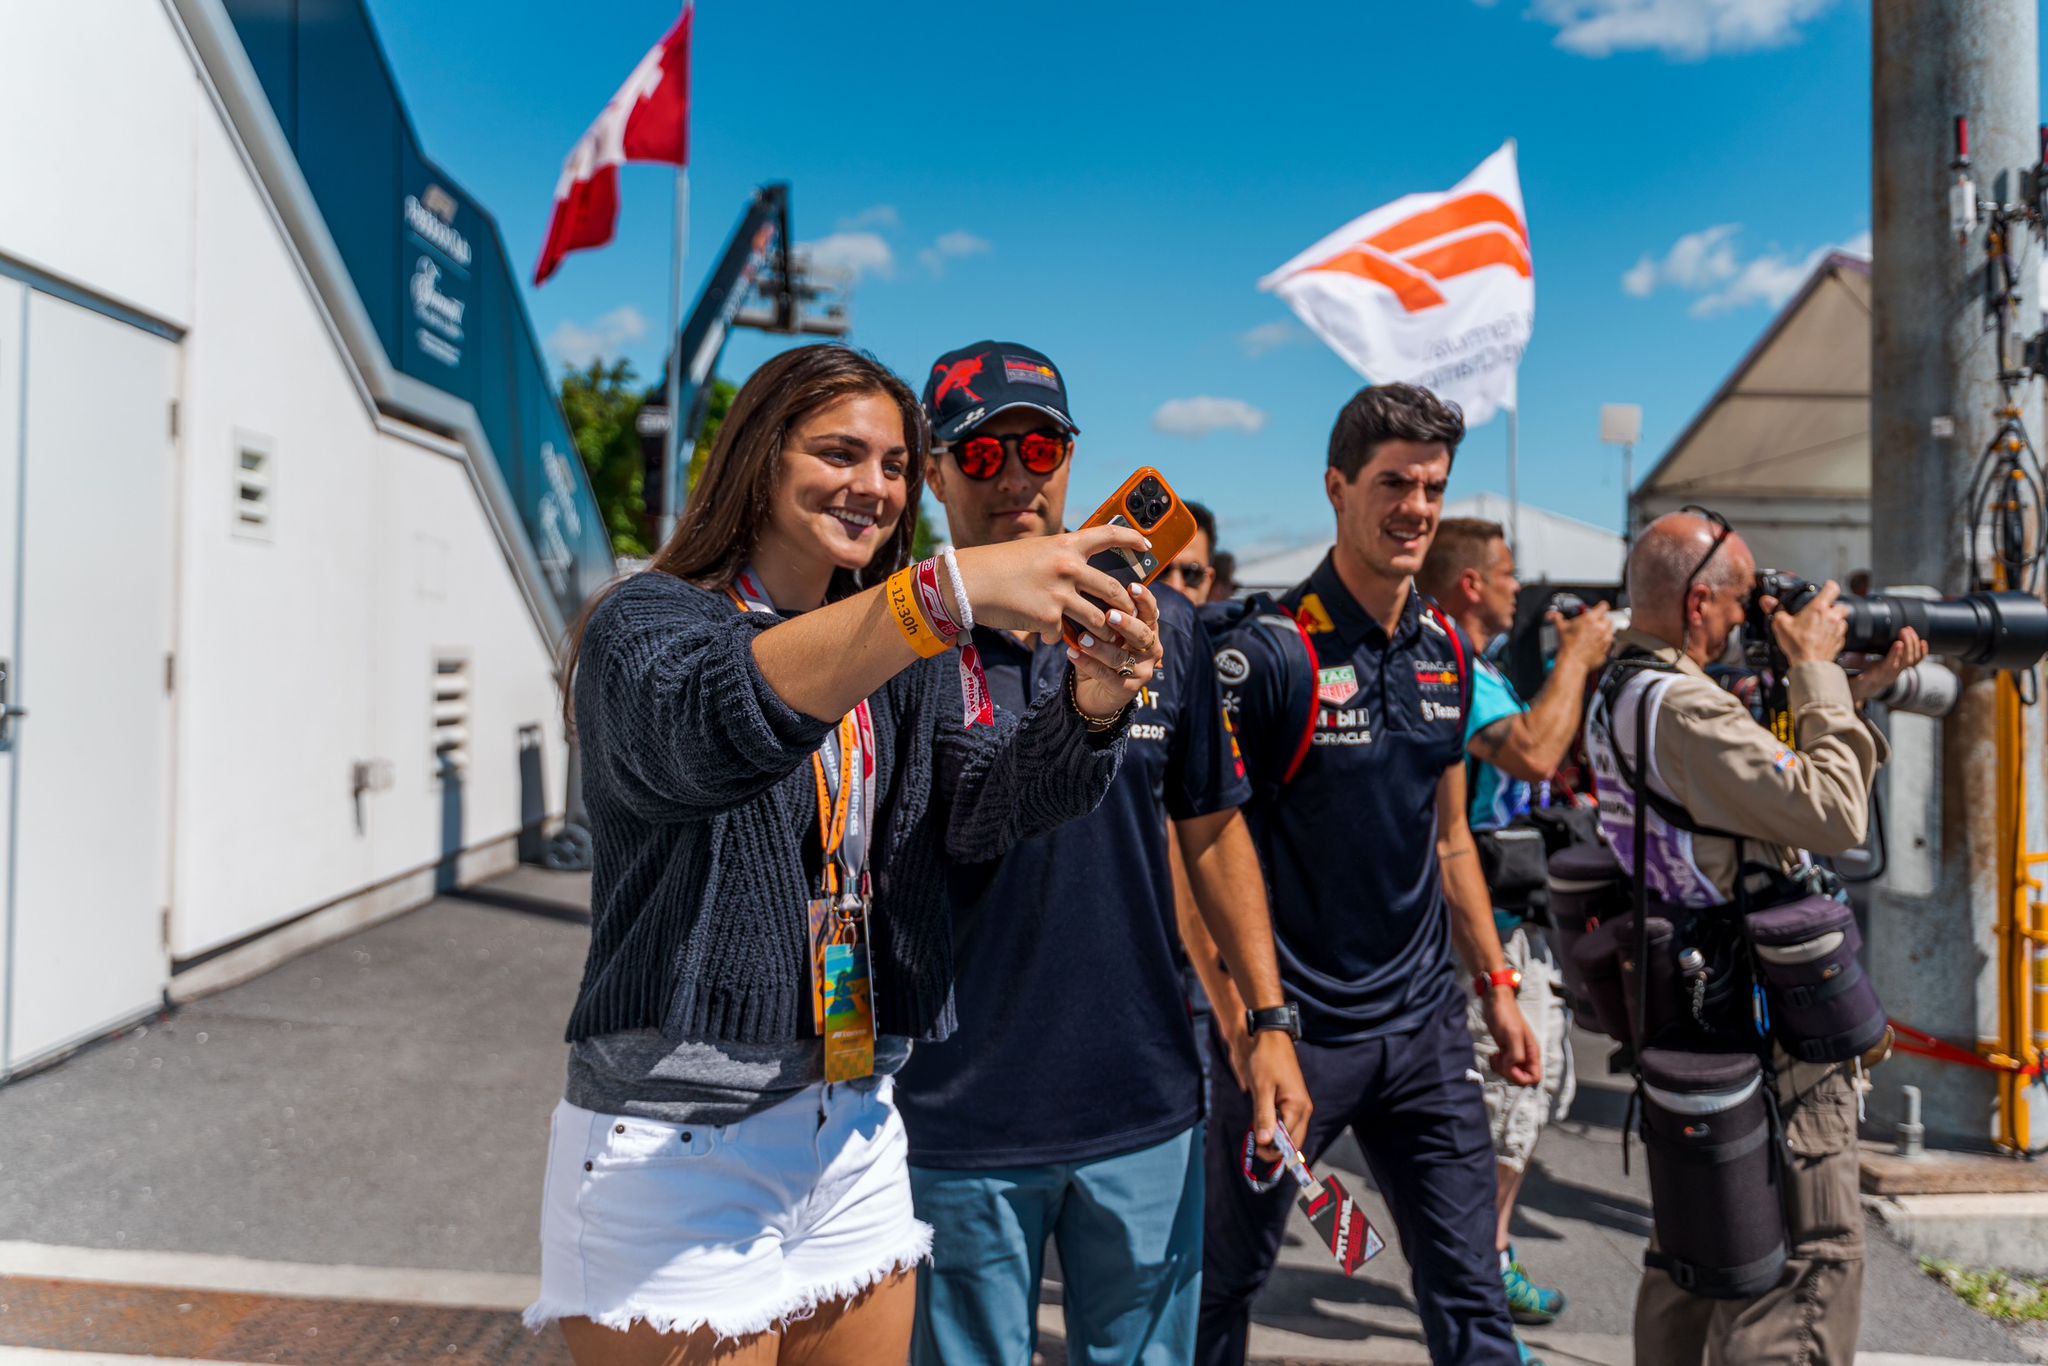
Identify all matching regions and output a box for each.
[921,341,1080,445]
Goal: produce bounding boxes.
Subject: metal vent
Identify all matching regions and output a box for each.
[433,656,470,779]
[233,440,273,540]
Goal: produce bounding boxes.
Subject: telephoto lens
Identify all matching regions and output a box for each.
[1751,572,2048,671]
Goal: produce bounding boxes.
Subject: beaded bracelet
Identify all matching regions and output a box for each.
[937,545,974,632]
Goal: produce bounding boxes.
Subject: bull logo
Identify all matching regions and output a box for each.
[932,353,987,406]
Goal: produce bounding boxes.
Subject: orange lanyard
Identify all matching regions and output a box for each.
[729,581,865,899]
[810,714,858,897]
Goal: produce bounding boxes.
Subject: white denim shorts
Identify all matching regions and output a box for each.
[524,1075,931,1341]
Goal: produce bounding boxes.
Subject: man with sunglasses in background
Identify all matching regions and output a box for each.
[1161,501,1220,601]
[1588,510,1921,1365]
[895,341,1309,1365]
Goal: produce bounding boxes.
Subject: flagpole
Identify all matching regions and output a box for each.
[1507,407,1521,555]
[660,166,689,549]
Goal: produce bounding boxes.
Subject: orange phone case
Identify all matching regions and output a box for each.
[1062,466,1198,650]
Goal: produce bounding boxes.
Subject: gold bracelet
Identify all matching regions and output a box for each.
[1066,667,1133,732]
[886,567,952,658]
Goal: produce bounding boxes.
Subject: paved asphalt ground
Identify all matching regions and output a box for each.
[0,867,2039,1365]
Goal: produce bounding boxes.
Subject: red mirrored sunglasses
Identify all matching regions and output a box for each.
[950,429,1073,481]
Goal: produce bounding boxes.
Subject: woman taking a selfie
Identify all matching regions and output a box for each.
[527,344,1161,1365]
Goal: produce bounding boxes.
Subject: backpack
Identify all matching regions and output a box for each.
[1200,590,1469,802]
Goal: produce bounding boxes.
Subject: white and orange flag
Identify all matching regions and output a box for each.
[1259,141,1533,426]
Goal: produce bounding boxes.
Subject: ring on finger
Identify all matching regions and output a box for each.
[1118,654,1137,678]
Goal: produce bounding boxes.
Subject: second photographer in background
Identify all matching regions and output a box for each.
[1418,518,1614,1342]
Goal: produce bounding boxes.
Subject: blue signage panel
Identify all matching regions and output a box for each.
[220,0,615,625]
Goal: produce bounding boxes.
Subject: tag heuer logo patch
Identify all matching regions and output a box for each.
[1317,664,1359,707]
[1215,648,1250,686]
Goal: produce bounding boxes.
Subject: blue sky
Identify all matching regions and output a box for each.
[366,0,1905,560]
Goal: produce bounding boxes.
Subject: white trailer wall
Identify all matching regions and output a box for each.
[0,0,570,1062]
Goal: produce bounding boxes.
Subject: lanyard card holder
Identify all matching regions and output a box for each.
[818,888,875,1083]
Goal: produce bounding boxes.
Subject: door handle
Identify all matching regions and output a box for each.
[0,658,22,751]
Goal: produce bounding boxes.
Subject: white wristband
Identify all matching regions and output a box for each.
[938,544,973,632]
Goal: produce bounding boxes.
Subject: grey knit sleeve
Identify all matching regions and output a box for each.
[931,665,1127,864]
[582,578,835,821]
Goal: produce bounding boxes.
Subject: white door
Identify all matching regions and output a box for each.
[0,289,175,1072]
[0,276,24,1054]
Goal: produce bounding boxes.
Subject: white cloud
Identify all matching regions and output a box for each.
[1240,320,1309,357]
[1692,228,1870,316]
[547,304,649,368]
[798,231,895,282]
[1623,224,1866,315]
[1512,0,1838,59]
[1621,255,1659,298]
[1153,397,1268,439]
[918,230,994,278]
[837,205,900,231]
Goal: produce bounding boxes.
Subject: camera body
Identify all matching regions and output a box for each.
[1744,571,2048,672]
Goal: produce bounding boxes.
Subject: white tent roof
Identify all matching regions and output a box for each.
[1637,252,1872,504]
[1233,493,1625,595]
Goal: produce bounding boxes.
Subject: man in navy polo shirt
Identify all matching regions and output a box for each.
[896,341,1310,1366]
[1197,383,1538,1366]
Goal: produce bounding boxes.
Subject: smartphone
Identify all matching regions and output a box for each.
[1062,467,1198,650]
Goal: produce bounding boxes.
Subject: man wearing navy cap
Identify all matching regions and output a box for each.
[895,341,1310,1366]
[1197,383,1537,1366]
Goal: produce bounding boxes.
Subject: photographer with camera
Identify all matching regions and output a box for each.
[1588,511,1922,1366]
[1418,519,1613,1341]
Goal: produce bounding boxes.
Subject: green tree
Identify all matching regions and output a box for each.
[560,359,650,558]
[685,378,737,496]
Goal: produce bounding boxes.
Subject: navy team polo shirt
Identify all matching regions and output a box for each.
[1218,554,1472,1042]
[894,586,1249,1169]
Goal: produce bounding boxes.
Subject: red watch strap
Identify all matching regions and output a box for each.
[1475,968,1520,996]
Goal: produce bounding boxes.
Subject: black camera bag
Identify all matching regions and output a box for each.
[1744,895,1887,1064]
[1572,912,1685,1044]
[1549,842,1626,1015]
[1639,1048,1788,1299]
[1477,824,1551,922]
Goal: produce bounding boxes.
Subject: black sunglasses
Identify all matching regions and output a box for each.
[1165,561,1211,590]
[1679,504,1735,604]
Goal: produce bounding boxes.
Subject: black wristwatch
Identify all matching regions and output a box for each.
[1246,1002,1302,1040]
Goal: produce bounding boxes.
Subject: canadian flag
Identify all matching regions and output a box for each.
[1260,142,1533,426]
[532,7,692,286]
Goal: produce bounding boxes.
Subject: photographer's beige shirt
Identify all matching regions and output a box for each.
[1610,627,1888,902]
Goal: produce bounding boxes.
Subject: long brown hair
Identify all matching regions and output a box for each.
[561,344,930,727]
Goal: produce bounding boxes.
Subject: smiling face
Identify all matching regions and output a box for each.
[754,391,912,578]
[1327,438,1452,587]
[926,407,1074,548]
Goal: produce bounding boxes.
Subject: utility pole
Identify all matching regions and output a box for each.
[1869,0,2046,1149]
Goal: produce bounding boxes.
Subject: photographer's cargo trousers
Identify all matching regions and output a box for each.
[1590,630,1886,1366]
[1635,1057,1863,1366]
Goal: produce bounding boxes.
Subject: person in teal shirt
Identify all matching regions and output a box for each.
[1420,519,1613,1360]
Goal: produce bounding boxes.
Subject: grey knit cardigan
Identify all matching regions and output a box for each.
[565,571,1127,1045]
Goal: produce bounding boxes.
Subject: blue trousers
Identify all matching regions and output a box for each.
[1196,988,1518,1366]
[911,1125,1203,1366]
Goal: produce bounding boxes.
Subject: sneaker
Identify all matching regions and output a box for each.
[1502,1247,1566,1325]
[1516,1334,1546,1366]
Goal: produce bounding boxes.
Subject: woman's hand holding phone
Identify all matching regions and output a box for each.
[954,526,1165,715]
